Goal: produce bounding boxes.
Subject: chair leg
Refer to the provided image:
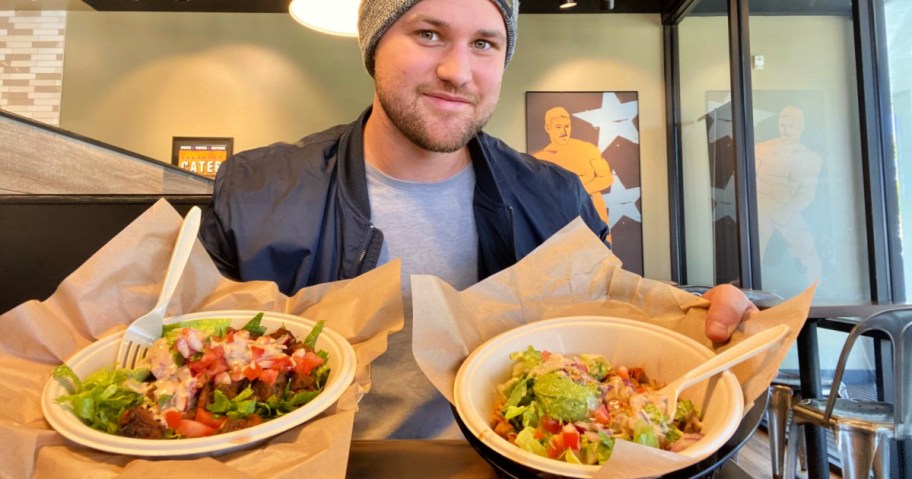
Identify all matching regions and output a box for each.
[872,432,892,479]
[768,385,794,479]
[797,426,807,472]
[785,420,803,479]
[834,424,879,479]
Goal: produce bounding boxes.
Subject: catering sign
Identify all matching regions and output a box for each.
[171,137,234,180]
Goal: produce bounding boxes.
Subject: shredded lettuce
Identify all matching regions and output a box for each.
[633,418,660,448]
[163,318,231,343]
[303,320,325,351]
[515,426,548,457]
[595,431,615,463]
[503,405,527,420]
[509,346,543,375]
[505,377,532,409]
[674,399,696,422]
[564,449,582,464]
[53,364,144,433]
[520,400,542,429]
[208,388,256,419]
[643,403,670,425]
[52,364,82,392]
[241,312,266,335]
[579,354,611,381]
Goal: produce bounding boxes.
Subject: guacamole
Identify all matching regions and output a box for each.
[532,371,596,422]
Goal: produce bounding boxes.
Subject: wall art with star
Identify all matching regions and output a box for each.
[525,91,643,275]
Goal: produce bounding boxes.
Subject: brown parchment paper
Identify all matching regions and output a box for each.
[412,217,814,479]
[0,199,404,479]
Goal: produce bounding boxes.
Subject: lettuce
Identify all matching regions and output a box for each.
[303,320,325,351]
[509,346,543,375]
[633,418,660,448]
[208,388,256,419]
[53,364,144,433]
[241,312,266,335]
[515,426,548,457]
[163,318,231,343]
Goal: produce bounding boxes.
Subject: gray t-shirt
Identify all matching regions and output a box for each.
[351,162,478,439]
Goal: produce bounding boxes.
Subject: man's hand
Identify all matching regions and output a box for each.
[702,284,758,342]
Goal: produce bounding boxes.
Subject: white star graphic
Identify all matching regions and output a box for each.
[601,172,641,230]
[573,93,639,152]
[712,175,737,222]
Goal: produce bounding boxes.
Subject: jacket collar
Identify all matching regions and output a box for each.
[336,107,373,222]
[467,131,509,208]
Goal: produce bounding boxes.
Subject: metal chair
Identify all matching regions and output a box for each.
[782,307,912,478]
[768,383,798,478]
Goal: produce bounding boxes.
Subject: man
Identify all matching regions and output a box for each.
[533,106,614,226]
[755,105,822,281]
[199,0,755,439]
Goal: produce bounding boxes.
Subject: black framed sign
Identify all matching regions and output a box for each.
[171,137,234,179]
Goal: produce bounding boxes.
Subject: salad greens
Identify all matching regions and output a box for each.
[53,364,149,434]
[491,347,703,466]
[53,314,330,439]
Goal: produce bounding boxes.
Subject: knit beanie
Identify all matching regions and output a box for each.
[358,0,519,77]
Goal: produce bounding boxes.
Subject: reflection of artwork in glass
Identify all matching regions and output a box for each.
[755,106,822,282]
[702,97,740,286]
[704,91,827,295]
[526,91,643,275]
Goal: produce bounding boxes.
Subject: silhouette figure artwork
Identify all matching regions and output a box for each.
[755,105,822,281]
[532,107,614,226]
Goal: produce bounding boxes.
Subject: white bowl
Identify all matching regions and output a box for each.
[453,316,743,478]
[42,310,357,457]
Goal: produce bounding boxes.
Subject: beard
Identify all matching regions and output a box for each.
[375,79,497,153]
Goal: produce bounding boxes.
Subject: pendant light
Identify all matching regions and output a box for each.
[288,0,359,37]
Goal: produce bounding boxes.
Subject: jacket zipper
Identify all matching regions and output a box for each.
[507,205,518,261]
[355,224,378,275]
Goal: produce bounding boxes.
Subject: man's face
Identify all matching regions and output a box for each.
[778,114,804,145]
[371,0,507,153]
[546,116,572,146]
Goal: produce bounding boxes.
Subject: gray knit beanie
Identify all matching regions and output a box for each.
[358,0,519,77]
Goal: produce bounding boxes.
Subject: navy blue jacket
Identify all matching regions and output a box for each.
[199,108,610,295]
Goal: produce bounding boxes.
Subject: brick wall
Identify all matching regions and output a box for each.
[0,11,66,126]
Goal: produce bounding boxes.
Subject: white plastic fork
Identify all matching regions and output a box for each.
[659,324,791,418]
[115,206,202,369]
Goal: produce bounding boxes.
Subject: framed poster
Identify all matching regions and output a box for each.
[525,91,643,275]
[171,137,233,179]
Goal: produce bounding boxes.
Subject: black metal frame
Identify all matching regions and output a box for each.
[663,22,686,283]
[726,0,760,290]
[662,0,760,289]
[853,0,905,303]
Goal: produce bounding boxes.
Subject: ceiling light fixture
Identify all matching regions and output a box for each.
[288,0,359,37]
[560,0,578,9]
